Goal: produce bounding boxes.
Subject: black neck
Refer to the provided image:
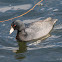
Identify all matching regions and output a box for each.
[17,29,27,36]
[18,28,25,32]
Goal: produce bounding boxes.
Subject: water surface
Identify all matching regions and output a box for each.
[0,0,62,62]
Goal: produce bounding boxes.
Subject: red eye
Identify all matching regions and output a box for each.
[14,25,16,27]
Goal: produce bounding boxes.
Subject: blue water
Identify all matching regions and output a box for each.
[0,0,62,62]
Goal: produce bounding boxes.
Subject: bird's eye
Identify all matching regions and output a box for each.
[14,25,16,27]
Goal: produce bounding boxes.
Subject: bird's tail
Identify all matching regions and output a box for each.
[52,19,58,24]
[44,17,58,24]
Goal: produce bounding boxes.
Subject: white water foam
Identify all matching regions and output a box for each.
[0,35,61,51]
[54,24,62,29]
[23,17,44,23]
[28,40,41,46]
[0,45,18,50]
[47,8,53,11]
[2,24,6,26]
[27,35,61,50]
[46,35,61,41]
[28,35,61,46]
[53,9,59,11]
[0,4,32,12]
[27,44,61,50]
[41,8,45,11]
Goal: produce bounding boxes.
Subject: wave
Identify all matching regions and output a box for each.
[28,35,61,46]
[53,9,59,12]
[46,35,61,41]
[28,43,61,51]
[0,35,61,51]
[27,35,61,50]
[0,4,32,12]
[23,17,45,23]
[0,45,18,50]
[54,24,62,29]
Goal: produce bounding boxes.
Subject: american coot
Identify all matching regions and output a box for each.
[10,17,58,41]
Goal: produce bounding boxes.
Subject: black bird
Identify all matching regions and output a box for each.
[10,17,58,41]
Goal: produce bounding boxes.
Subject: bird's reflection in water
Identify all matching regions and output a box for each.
[14,34,51,59]
[14,41,27,59]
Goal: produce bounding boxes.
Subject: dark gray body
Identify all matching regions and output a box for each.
[11,17,58,41]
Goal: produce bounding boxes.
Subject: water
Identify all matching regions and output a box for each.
[0,0,62,62]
